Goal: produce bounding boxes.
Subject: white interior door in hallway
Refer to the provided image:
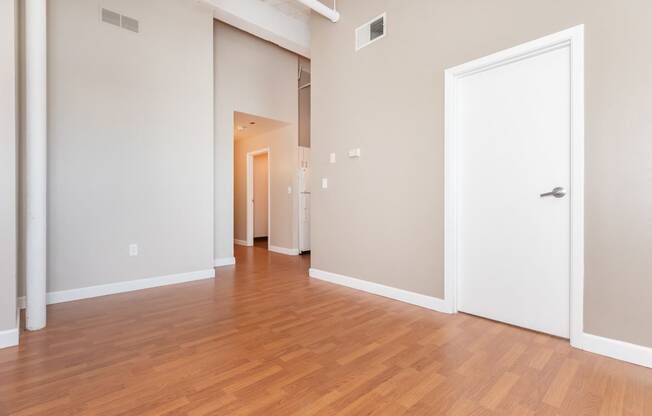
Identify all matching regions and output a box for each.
[253,153,269,238]
[452,37,578,338]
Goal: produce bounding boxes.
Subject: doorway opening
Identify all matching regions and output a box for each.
[233,111,301,255]
[247,149,270,249]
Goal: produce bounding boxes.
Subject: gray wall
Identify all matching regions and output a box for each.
[1,0,18,332]
[20,0,215,294]
[214,21,299,260]
[311,0,652,348]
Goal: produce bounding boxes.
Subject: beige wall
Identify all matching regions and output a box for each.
[214,21,300,258]
[253,153,268,238]
[311,0,652,348]
[234,128,298,248]
[19,0,215,293]
[1,0,18,332]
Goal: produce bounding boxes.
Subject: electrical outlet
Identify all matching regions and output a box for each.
[329,153,337,163]
[322,178,328,189]
[129,244,138,257]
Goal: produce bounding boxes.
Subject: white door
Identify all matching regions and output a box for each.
[456,45,571,338]
[253,153,269,238]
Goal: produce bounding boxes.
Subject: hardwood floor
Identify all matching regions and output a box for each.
[253,237,268,249]
[1,246,651,415]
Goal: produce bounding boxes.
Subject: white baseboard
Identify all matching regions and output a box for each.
[0,327,19,349]
[17,268,215,308]
[234,239,250,247]
[269,245,300,256]
[0,310,20,349]
[214,257,236,267]
[575,332,652,368]
[309,268,452,313]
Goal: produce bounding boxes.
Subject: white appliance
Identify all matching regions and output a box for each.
[298,147,311,253]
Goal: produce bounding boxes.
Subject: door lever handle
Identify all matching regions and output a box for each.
[540,187,566,198]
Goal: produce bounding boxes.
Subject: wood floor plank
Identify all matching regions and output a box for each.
[479,372,520,410]
[543,358,581,407]
[0,245,650,415]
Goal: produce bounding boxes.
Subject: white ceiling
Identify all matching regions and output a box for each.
[234,111,289,141]
[259,0,311,23]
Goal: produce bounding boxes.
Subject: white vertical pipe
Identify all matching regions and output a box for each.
[295,0,340,22]
[25,0,47,331]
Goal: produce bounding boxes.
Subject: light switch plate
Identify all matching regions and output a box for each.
[129,244,138,257]
[321,178,328,189]
[348,148,361,158]
[330,153,337,163]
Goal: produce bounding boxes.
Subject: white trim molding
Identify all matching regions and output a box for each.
[309,268,451,314]
[575,333,652,369]
[0,327,19,349]
[234,239,250,247]
[444,25,585,339]
[0,311,20,349]
[214,257,236,267]
[269,245,300,256]
[18,269,215,307]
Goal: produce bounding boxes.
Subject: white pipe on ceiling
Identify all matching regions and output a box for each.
[295,0,340,23]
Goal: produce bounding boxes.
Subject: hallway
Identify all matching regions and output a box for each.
[1,246,651,415]
[253,236,268,249]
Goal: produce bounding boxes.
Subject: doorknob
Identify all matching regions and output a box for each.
[540,187,566,198]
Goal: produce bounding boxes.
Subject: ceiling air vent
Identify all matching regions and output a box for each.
[100,8,140,33]
[355,13,386,51]
[101,8,121,27]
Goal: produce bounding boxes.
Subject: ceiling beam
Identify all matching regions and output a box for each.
[202,0,311,58]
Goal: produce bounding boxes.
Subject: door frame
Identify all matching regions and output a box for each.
[444,25,585,345]
[246,148,271,247]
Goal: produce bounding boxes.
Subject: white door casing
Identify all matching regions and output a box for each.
[444,26,585,342]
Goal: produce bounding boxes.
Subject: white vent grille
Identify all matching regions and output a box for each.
[355,13,386,51]
[101,8,140,34]
[101,8,121,27]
